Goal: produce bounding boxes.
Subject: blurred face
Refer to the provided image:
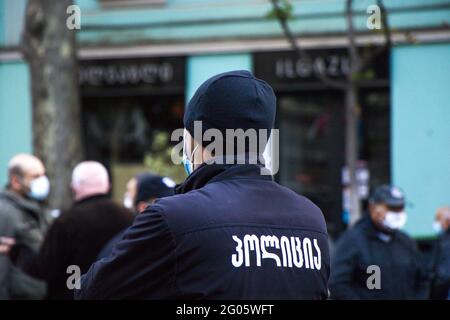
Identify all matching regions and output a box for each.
[10,159,46,197]
[123,178,137,210]
[435,207,450,232]
[369,203,406,233]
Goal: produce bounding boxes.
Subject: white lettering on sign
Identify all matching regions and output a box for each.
[275,55,350,79]
[79,62,174,86]
[232,235,322,269]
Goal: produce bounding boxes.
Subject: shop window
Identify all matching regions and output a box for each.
[79,56,185,202]
[82,95,185,201]
[360,89,391,189]
[277,91,345,236]
[255,48,390,238]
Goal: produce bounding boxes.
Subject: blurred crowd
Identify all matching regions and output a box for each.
[0,153,448,300]
[0,154,175,299]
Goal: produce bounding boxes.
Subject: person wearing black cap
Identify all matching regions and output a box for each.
[75,70,330,300]
[96,173,176,260]
[329,185,429,299]
[123,173,176,213]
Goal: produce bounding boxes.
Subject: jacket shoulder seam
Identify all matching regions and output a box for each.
[174,223,328,238]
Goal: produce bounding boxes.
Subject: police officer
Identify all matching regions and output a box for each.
[75,70,330,300]
[329,185,429,299]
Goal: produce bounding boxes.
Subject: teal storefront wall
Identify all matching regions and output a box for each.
[392,43,450,238]
[186,53,252,100]
[0,61,33,186]
[0,1,4,45]
[1,0,449,238]
[0,0,26,46]
[75,0,450,44]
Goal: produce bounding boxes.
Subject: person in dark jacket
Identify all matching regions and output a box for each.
[122,173,176,214]
[430,206,450,299]
[329,185,429,300]
[98,173,175,260]
[75,70,330,300]
[0,154,49,299]
[1,161,134,299]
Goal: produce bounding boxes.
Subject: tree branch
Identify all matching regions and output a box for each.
[345,0,361,78]
[378,0,392,50]
[269,0,347,90]
[358,0,392,74]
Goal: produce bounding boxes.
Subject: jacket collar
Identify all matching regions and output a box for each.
[73,193,110,207]
[358,215,399,240]
[0,188,42,216]
[175,156,273,194]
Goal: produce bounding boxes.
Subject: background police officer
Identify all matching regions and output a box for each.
[75,70,330,299]
[329,185,429,299]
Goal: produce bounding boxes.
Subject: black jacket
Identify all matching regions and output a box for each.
[329,216,429,300]
[75,163,330,299]
[430,230,450,299]
[0,189,47,299]
[12,194,134,299]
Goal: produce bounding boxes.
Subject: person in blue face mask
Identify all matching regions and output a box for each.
[0,154,49,299]
[75,70,330,300]
[430,207,450,299]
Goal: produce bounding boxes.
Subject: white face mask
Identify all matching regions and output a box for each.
[123,196,133,209]
[28,175,50,201]
[432,221,443,234]
[382,211,407,230]
[182,129,199,176]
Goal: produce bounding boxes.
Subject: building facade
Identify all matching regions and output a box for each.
[1,0,449,239]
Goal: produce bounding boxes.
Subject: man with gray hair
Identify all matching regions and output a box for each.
[71,161,109,202]
[0,161,134,299]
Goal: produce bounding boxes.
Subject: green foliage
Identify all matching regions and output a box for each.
[266,0,294,21]
[144,131,186,184]
[352,69,376,81]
